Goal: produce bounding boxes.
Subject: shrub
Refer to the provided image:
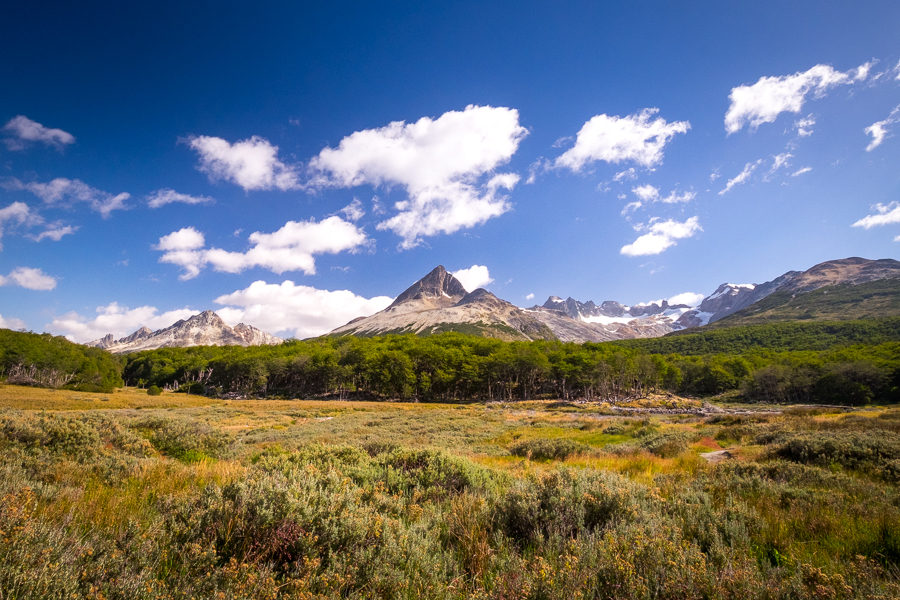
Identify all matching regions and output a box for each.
[493,468,647,548]
[134,416,229,462]
[146,385,162,396]
[509,438,587,461]
[771,431,900,479]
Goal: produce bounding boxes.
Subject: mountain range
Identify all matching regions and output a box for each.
[82,256,900,352]
[329,257,900,342]
[88,310,282,353]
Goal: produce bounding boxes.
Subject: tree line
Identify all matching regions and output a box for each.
[122,330,900,405]
[2,321,898,405]
[0,329,123,392]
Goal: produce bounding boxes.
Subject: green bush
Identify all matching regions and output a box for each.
[146,385,162,396]
[509,438,587,461]
[771,431,900,479]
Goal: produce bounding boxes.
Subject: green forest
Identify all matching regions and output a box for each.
[3,318,899,405]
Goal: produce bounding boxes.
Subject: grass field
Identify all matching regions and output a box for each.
[0,384,897,599]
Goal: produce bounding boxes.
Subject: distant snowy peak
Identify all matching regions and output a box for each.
[87,310,282,353]
[539,294,693,322]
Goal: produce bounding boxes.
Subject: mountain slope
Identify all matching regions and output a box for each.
[711,279,900,327]
[88,310,282,353]
[678,257,900,327]
[331,266,563,341]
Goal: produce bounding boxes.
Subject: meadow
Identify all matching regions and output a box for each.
[0,384,897,599]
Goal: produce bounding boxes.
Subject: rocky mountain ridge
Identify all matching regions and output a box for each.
[330,257,900,342]
[88,310,282,354]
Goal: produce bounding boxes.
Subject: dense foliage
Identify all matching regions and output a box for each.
[0,329,123,392]
[122,330,900,405]
[0,393,897,599]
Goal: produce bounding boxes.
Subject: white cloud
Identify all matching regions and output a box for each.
[854,60,875,81]
[15,178,129,217]
[632,184,659,202]
[339,198,365,221]
[525,292,535,301]
[3,115,74,150]
[452,265,493,291]
[0,201,37,248]
[770,152,793,172]
[157,216,368,280]
[613,168,637,182]
[310,105,527,248]
[719,159,763,195]
[852,201,900,229]
[791,167,813,177]
[187,135,301,191]
[725,63,865,133]
[0,314,26,330]
[48,303,197,343]
[793,115,816,137]
[620,216,701,256]
[31,224,77,242]
[157,226,206,251]
[147,188,214,208]
[627,184,694,211]
[555,108,689,171]
[864,105,900,151]
[667,291,704,307]
[214,280,392,339]
[621,200,643,214]
[0,267,57,290]
[526,157,551,185]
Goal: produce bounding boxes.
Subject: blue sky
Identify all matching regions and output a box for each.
[1,1,899,340]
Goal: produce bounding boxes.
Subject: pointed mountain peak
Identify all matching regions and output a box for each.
[389,265,468,308]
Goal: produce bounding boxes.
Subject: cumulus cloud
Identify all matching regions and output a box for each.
[620,216,701,256]
[525,292,535,301]
[0,314,26,330]
[214,280,392,339]
[725,63,866,134]
[0,267,57,290]
[852,201,900,229]
[451,265,493,291]
[864,105,900,151]
[3,115,74,150]
[187,135,301,191]
[48,303,197,343]
[310,105,527,248]
[555,108,689,171]
[667,291,704,307]
[0,201,37,248]
[13,178,129,217]
[157,216,368,280]
[147,188,214,208]
[719,159,763,195]
[633,184,659,202]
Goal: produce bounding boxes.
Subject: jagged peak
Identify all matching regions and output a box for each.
[389,265,468,307]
